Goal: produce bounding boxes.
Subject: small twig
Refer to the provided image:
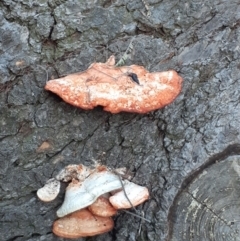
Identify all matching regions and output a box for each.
[141,0,151,18]
[138,210,144,235]
[113,170,137,212]
[123,209,151,223]
[91,67,119,81]
[116,37,136,67]
[113,169,151,223]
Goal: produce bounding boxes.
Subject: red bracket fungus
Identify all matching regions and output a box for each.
[45,56,183,113]
[88,195,117,217]
[53,208,114,238]
[37,164,149,238]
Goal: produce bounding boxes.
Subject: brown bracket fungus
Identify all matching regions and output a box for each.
[53,208,114,239]
[45,56,183,113]
[88,195,117,217]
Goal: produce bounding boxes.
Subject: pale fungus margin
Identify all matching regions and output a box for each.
[37,178,60,202]
[45,56,183,114]
[37,164,149,239]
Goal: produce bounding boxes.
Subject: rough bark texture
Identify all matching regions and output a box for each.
[1,0,240,241]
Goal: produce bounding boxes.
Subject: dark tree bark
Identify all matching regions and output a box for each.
[1,0,240,241]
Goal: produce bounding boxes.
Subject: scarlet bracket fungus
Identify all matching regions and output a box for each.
[88,195,117,217]
[37,164,150,238]
[53,208,114,238]
[45,55,183,113]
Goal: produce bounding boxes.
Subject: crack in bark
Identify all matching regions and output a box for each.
[186,190,233,228]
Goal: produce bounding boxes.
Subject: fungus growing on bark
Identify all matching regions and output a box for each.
[37,163,150,238]
[88,195,117,217]
[45,56,183,113]
[109,181,149,209]
[56,164,93,182]
[37,178,60,202]
[53,208,114,238]
[56,168,123,217]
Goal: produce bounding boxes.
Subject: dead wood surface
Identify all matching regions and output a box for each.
[1,1,240,241]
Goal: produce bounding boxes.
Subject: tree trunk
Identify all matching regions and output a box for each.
[1,0,240,240]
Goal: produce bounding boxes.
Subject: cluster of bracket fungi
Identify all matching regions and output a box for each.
[40,56,183,238]
[45,55,183,114]
[37,164,149,238]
